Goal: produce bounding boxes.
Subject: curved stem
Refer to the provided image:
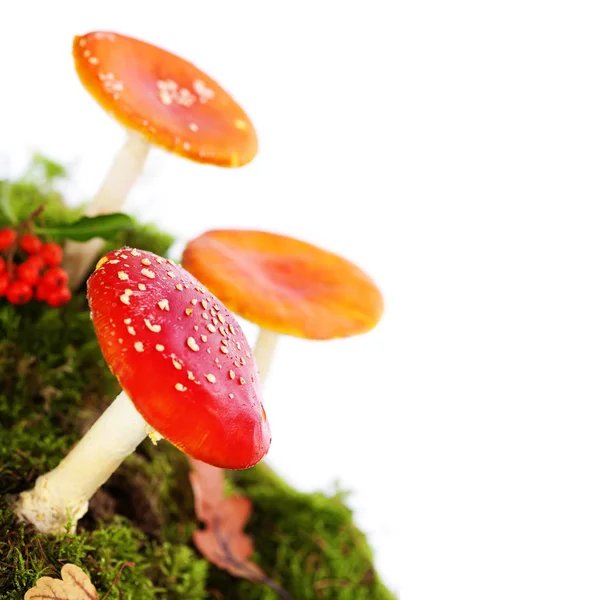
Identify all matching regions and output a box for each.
[14,391,150,534]
[252,328,279,386]
[63,131,150,289]
[62,237,108,291]
[85,131,150,217]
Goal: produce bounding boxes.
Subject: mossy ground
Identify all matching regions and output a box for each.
[0,158,396,599]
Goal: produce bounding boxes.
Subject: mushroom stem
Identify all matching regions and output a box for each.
[14,390,150,535]
[252,328,279,385]
[63,131,151,290]
[86,131,151,217]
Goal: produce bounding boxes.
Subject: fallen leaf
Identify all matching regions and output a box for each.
[188,458,293,600]
[24,564,98,600]
[189,460,225,521]
[193,495,262,580]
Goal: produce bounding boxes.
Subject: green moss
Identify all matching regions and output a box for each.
[0,156,395,599]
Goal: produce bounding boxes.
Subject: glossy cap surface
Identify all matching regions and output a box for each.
[182,230,384,340]
[74,31,258,167]
[88,247,271,469]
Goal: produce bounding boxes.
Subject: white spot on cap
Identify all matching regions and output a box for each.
[187,337,200,351]
[157,79,196,107]
[193,79,215,103]
[134,341,144,352]
[145,319,161,333]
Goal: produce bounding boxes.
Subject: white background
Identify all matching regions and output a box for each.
[2,2,600,599]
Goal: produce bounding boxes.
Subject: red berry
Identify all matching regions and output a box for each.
[16,262,40,286]
[46,285,72,308]
[0,272,10,296]
[40,242,63,267]
[35,280,54,301]
[0,228,17,251]
[0,256,5,273]
[41,266,69,288]
[19,233,43,254]
[5,280,33,304]
[23,254,45,271]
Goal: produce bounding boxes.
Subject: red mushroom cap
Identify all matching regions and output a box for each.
[182,229,384,340]
[87,247,270,469]
[73,31,258,167]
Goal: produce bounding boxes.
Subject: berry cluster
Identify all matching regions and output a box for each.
[0,227,71,307]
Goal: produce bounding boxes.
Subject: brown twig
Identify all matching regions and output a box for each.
[100,561,135,600]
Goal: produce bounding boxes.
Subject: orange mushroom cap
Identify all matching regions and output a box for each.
[88,247,271,469]
[73,31,257,167]
[182,230,384,340]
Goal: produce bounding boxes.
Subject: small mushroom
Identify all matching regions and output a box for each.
[64,31,258,288]
[181,229,384,384]
[14,247,270,535]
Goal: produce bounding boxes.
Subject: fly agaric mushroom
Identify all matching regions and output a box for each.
[64,30,258,288]
[14,247,270,535]
[182,229,384,384]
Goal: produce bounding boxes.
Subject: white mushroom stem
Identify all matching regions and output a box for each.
[252,328,280,386]
[63,131,151,290]
[14,390,152,535]
[82,131,151,217]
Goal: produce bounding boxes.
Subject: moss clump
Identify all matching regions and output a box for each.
[0,157,396,599]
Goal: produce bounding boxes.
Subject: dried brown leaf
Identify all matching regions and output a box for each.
[188,458,294,600]
[24,564,98,600]
[193,495,261,579]
[188,458,225,521]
